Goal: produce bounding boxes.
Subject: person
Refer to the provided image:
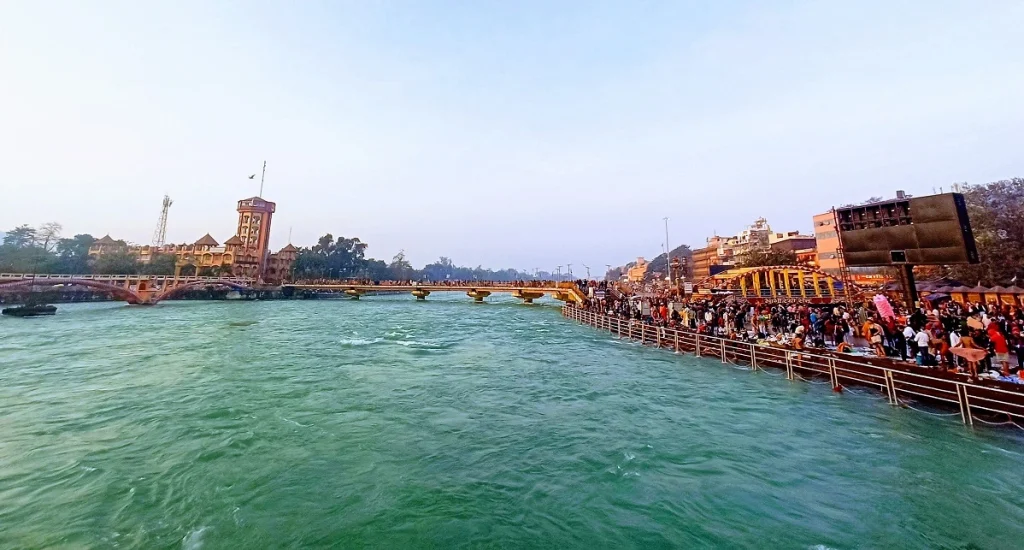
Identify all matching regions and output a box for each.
[870,322,886,357]
[989,325,1011,377]
[904,323,917,361]
[915,326,932,366]
[952,331,984,379]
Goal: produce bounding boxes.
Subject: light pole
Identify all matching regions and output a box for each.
[582,264,591,279]
[605,264,612,281]
[556,266,562,282]
[664,216,673,284]
[567,263,573,280]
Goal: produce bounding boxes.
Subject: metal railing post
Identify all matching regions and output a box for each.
[785,352,794,380]
[721,339,727,364]
[750,344,758,371]
[695,334,701,357]
[674,331,680,353]
[883,370,897,405]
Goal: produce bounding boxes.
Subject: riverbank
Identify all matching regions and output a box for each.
[564,305,1024,430]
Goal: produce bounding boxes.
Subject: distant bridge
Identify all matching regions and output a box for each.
[284,282,587,304]
[0,273,255,305]
[0,274,588,306]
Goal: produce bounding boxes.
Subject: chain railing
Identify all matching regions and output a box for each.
[563,305,1024,429]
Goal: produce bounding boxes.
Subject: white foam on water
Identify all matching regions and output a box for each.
[280,417,311,428]
[338,337,382,346]
[182,526,208,550]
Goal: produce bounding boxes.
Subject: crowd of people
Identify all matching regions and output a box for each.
[576,281,1024,383]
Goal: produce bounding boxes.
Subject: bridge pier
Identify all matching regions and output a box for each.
[411,289,430,300]
[511,290,544,304]
[466,290,491,303]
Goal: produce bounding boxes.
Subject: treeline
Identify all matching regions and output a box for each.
[290,234,539,281]
[0,225,177,275]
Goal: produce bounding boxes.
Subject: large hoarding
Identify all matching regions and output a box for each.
[836,193,979,267]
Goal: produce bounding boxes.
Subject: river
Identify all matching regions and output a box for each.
[1,295,1022,548]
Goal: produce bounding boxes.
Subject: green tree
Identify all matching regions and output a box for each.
[943,178,1024,285]
[292,234,370,279]
[3,225,36,248]
[141,253,176,275]
[94,250,141,274]
[737,248,799,268]
[389,250,414,280]
[54,234,96,273]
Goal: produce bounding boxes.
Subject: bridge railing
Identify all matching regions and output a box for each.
[563,305,1024,428]
[0,273,254,284]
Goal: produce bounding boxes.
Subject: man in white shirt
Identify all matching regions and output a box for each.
[915,328,931,366]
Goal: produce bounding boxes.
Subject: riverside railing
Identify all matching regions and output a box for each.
[563,306,1024,429]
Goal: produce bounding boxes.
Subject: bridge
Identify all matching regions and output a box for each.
[283,282,587,304]
[0,274,588,306]
[0,273,256,305]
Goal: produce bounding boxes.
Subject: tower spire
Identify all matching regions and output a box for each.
[259,161,267,198]
[152,194,173,247]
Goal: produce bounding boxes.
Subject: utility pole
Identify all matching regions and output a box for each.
[663,217,671,261]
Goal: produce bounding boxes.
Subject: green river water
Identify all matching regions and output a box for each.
[1,295,1022,549]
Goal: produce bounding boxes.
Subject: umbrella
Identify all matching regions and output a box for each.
[1004,285,1024,294]
[989,286,1011,293]
[923,293,950,303]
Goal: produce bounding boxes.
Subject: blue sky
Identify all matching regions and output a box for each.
[2,1,1022,273]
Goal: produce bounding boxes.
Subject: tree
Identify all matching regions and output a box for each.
[292,234,371,279]
[94,250,141,274]
[389,250,413,280]
[737,248,798,268]
[54,234,96,273]
[942,178,1024,285]
[141,253,176,275]
[645,244,694,281]
[422,256,455,280]
[3,225,36,248]
[35,222,63,253]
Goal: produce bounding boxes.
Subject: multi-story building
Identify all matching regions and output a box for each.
[88,195,296,283]
[812,210,842,275]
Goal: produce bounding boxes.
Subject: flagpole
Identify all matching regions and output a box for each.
[259,161,266,197]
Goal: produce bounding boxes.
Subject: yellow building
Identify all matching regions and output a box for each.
[626,257,649,283]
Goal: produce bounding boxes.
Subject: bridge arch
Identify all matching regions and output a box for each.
[0,278,144,303]
[153,279,254,302]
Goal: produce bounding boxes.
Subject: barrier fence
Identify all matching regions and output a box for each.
[563,306,1024,430]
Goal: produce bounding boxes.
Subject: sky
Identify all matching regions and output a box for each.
[2,1,1022,274]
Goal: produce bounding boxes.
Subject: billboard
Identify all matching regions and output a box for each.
[836,193,979,267]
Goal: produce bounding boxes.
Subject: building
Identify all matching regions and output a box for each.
[769,231,817,253]
[813,210,842,275]
[725,218,773,258]
[89,195,296,283]
[626,257,649,283]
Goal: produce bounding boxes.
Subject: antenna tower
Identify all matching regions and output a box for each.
[152,195,173,247]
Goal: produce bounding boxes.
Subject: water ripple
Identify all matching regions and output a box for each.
[1,298,1022,548]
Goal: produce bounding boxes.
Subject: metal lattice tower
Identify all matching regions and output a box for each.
[152,195,173,247]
